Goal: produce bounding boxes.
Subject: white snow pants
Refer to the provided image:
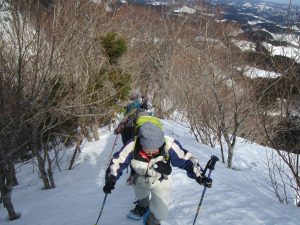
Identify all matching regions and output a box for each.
[133,175,171,220]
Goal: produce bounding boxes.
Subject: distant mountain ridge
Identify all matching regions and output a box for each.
[210,0,300,33]
[125,0,299,30]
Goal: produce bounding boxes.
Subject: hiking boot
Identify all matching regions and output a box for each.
[144,211,161,225]
[127,201,149,221]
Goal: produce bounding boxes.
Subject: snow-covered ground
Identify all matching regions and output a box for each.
[263,42,300,63]
[233,39,300,64]
[1,120,299,225]
[233,39,256,51]
[239,66,282,79]
[174,6,196,14]
[272,33,300,47]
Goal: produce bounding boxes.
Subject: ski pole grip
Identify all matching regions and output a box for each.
[201,155,219,176]
[208,155,219,170]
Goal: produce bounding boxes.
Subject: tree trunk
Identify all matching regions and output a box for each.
[8,160,18,186]
[227,144,234,169]
[68,144,80,170]
[2,190,21,220]
[32,123,51,189]
[47,168,55,188]
[35,150,51,189]
[0,166,20,221]
[218,136,225,164]
[46,150,55,188]
[91,119,99,141]
[68,132,82,170]
[81,125,92,142]
[152,86,163,118]
[54,147,62,172]
[222,126,234,169]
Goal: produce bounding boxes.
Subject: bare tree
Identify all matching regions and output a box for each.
[0,0,132,218]
[161,7,254,168]
[252,24,300,205]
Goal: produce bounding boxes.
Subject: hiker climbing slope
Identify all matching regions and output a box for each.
[114,94,142,145]
[103,122,213,225]
[114,94,152,146]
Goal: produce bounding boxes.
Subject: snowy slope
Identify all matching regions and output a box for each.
[1,120,300,225]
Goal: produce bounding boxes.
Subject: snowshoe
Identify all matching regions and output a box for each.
[143,210,161,225]
[143,209,150,225]
[127,202,148,221]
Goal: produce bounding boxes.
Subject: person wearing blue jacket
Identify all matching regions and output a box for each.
[103,122,212,225]
[114,95,142,145]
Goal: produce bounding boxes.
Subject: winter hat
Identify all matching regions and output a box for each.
[139,122,164,150]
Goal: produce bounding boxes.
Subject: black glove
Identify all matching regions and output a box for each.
[196,175,213,188]
[153,161,172,175]
[103,175,116,194]
[114,122,124,135]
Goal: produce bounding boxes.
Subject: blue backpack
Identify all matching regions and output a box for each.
[125,100,141,115]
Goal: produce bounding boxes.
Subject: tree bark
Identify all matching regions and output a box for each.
[91,119,99,141]
[226,143,234,169]
[8,160,18,186]
[46,149,55,188]
[32,122,51,189]
[0,164,21,221]
[35,149,51,189]
[2,190,21,220]
[68,144,80,170]
[81,125,92,142]
[218,133,225,164]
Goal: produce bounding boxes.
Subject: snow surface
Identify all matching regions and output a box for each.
[271,33,300,47]
[1,120,300,225]
[174,6,196,14]
[247,20,264,25]
[257,4,273,10]
[243,3,253,8]
[240,66,282,79]
[233,40,256,52]
[263,42,300,63]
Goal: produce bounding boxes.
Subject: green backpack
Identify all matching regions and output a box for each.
[131,115,170,176]
[134,115,163,135]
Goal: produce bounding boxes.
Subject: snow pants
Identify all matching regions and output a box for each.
[133,175,171,220]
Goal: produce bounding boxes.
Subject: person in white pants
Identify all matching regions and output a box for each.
[103,122,213,225]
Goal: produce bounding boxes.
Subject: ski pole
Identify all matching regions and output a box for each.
[94,193,108,225]
[107,134,119,166]
[94,134,118,225]
[192,155,219,225]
